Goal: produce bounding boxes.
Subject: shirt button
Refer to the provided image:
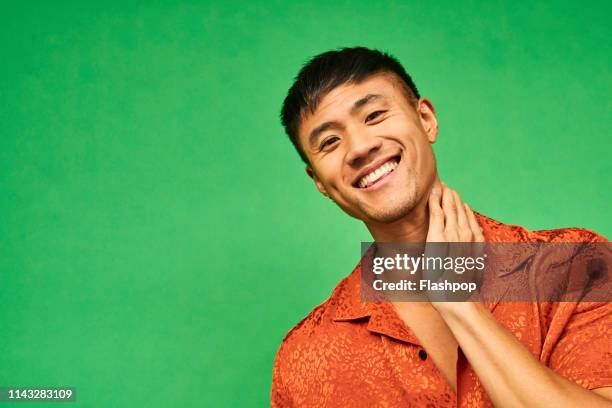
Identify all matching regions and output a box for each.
[418,349,428,361]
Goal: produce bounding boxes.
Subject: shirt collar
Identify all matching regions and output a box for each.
[331,263,423,344]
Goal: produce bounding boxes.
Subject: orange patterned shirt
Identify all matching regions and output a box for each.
[271,214,612,407]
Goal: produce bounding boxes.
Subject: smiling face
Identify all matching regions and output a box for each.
[298,73,439,226]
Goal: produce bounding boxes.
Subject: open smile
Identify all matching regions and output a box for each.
[353,155,401,190]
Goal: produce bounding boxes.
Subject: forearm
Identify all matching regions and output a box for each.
[437,302,612,408]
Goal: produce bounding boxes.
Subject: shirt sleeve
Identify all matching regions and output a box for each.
[548,301,612,390]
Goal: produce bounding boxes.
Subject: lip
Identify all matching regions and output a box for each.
[351,154,401,188]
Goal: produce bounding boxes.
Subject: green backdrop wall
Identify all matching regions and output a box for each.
[1,1,610,406]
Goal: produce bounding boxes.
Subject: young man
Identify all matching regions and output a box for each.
[272,47,612,407]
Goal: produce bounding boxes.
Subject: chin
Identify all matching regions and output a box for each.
[333,184,420,223]
[367,204,415,223]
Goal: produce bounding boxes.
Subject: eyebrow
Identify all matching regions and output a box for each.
[350,93,384,115]
[307,94,386,149]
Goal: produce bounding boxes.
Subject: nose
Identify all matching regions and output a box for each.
[346,133,382,168]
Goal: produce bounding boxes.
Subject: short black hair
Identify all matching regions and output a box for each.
[280,47,421,164]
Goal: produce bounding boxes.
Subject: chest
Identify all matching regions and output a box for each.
[287,321,458,407]
[392,304,459,393]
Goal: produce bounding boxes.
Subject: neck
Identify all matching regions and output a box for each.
[365,194,430,243]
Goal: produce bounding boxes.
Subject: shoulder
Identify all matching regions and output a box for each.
[273,270,355,361]
[528,227,608,243]
[475,212,608,243]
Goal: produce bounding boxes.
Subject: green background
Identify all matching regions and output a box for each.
[1,1,610,406]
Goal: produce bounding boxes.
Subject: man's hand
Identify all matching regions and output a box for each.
[424,182,485,303]
[426,181,483,244]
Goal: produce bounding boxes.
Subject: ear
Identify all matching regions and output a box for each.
[305,166,329,197]
[416,98,439,144]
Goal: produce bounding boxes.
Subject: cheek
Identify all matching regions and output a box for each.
[399,125,432,162]
[314,158,345,189]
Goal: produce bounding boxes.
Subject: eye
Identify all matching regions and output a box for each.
[320,136,339,150]
[366,110,386,123]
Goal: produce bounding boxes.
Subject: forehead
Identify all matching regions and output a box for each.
[298,73,408,141]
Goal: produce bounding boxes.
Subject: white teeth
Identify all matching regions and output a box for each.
[357,160,398,189]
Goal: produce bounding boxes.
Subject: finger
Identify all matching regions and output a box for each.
[432,178,443,191]
[465,203,485,242]
[427,185,444,238]
[441,184,458,240]
[453,190,471,241]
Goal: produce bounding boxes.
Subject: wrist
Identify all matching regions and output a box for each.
[433,301,483,322]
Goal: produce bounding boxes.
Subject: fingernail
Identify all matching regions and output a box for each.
[431,187,440,195]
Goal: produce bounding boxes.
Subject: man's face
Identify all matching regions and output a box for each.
[298,73,439,224]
